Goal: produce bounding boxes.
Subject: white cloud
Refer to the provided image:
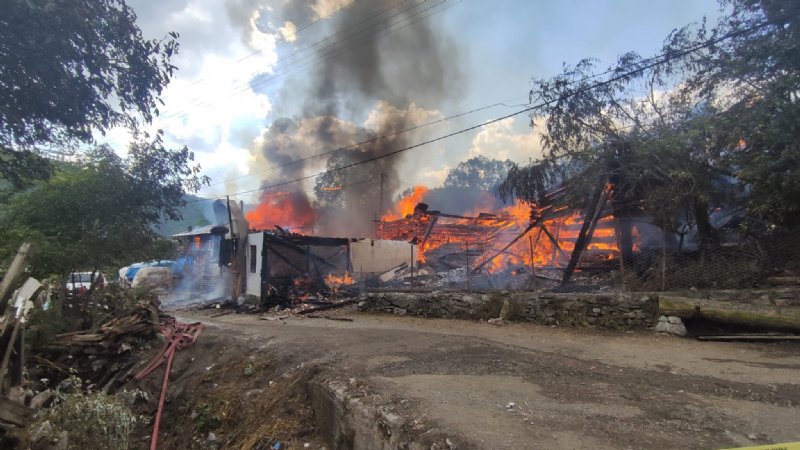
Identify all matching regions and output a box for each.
[468,117,544,164]
[95,0,280,190]
[277,20,298,42]
[310,0,353,20]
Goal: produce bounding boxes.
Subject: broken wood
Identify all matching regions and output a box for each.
[472,220,538,273]
[266,235,338,268]
[259,315,289,321]
[659,295,800,331]
[540,224,568,260]
[296,298,359,315]
[0,397,33,427]
[696,334,800,342]
[306,315,354,322]
[562,181,610,285]
[0,243,34,315]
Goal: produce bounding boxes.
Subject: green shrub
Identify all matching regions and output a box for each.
[35,389,141,450]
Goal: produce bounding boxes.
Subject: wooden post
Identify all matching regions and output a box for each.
[410,244,414,284]
[11,331,23,387]
[0,318,21,393]
[466,242,470,292]
[562,182,610,285]
[0,243,34,315]
[552,220,562,264]
[661,224,667,291]
[528,233,537,292]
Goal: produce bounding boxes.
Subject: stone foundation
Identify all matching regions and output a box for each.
[358,291,658,329]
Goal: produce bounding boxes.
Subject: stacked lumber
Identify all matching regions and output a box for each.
[0,243,38,433]
[53,301,160,351]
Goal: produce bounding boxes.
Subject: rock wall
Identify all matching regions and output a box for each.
[358,291,658,329]
[665,288,800,307]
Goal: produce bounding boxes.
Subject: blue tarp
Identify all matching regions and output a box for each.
[124,260,174,281]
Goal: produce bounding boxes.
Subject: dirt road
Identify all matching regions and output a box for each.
[178,308,800,449]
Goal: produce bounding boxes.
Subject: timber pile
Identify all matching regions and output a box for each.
[43,300,162,391]
[0,243,39,431]
[54,300,160,348]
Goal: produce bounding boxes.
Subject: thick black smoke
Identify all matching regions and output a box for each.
[252,0,462,236]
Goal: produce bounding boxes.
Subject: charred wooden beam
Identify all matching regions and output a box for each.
[561,181,611,285]
[540,224,568,260]
[268,246,307,275]
[0,243,34,316]
[472,220,538,273]
[265,234,338,268]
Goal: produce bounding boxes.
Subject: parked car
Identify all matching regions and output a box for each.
[65,271,104,296]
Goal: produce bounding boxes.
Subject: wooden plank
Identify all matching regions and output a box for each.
[0,397,33,426]
[660,295,800,331]
[697,334,800,342]
[0,243,34,315]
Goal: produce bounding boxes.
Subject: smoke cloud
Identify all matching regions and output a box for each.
[250,0,462,236]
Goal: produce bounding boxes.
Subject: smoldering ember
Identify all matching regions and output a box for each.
[2,1,800,450]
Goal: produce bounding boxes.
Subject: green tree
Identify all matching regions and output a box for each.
[313,149,385,209]
[500,0,800,246]
[0,0,179,187]
[664,0,800,228]
[499,54,725,242]
[0,132,208,277]
[443,155,512,191]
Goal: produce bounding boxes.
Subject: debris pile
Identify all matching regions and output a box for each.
[44,300,162,391]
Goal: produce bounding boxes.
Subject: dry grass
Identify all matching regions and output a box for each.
[155,349,319,450]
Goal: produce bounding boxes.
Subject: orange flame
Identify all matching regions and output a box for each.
[377,196,633,273]
[381,186,428,221]
[324,272,355,293]
[246,191,316,231]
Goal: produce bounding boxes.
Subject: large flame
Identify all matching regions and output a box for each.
[246,191,316,232]
[381,186,428,221]
[377,192,629,273]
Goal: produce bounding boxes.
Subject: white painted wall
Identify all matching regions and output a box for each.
[350,239,414,275]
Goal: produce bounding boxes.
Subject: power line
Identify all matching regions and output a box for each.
[182,1,707,181]
[188,15,782,204]
[198,18,721,193]
[197,93,529,191]
[160,0,360,103]
[235,0,360,63]
[162,0,456,121]
[160,0,421,119]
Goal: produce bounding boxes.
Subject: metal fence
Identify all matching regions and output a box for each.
[613,231,800,291]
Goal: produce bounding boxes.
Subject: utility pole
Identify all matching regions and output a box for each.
[378,172,386,218]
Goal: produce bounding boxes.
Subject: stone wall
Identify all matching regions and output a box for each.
[358,291,658,329]
[666,288,800,307]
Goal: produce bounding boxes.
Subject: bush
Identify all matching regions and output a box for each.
[35,389,141,450]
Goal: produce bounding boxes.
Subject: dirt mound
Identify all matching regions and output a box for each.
[130,336,325,449]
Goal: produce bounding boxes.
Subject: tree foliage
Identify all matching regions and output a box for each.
[443,155,512,191]
[500,0,800,233]
[0,0,179,186]
[0,133,208,277]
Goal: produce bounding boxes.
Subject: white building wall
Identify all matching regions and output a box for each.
[350,239,414,274]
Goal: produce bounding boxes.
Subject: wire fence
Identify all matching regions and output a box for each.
[615,231,800,291]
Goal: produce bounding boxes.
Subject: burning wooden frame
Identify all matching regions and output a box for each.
[376,180,633,286]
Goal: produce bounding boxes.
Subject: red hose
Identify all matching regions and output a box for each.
[134,319,204,450]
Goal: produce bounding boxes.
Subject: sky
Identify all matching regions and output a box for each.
[105,0,724,205]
